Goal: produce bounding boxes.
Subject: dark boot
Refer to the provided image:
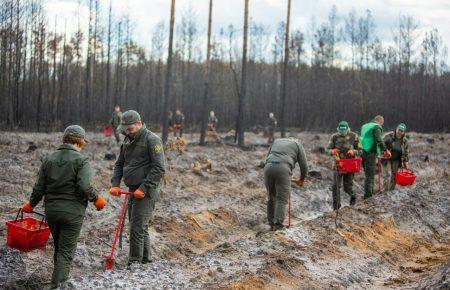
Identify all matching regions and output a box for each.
[271,224,285,231]
[350,196,356,206]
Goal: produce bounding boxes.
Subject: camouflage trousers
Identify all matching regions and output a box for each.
[332,172,355,210]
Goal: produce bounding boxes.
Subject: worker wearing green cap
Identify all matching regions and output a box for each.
[21,125,106,289]
[383,123,410,190]
[327,121,362,210]
[110,110,166,266]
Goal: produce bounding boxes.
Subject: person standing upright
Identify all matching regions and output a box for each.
[360,115,391,199]
[109,110,165,266]
[109,105,123,143]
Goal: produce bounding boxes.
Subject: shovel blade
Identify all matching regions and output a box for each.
[105,257,115,270]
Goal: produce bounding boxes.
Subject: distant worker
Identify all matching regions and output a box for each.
[109,105,123,143]
[110,110,165,266]
[360,115,391,199]
[21,125,106,289]
[207,111,218,131]
[266,112,278,144]
[383,123,409,190]
[173,109,185,137]
[327,121,362,210]
[264,138,308,231]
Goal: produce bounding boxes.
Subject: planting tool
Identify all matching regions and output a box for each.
[105,191,133,270]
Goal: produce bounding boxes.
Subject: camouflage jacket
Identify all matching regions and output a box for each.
[327,131,362,158]
[383,132,409,163]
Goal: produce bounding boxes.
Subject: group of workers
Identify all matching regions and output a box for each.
[264,114,409,230]
[20,109,409,288]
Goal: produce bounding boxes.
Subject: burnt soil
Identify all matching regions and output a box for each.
[0,131,448,289]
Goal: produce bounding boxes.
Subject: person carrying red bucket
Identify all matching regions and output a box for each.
[383,123,414,189]
[327,121,362,210]
[20,125,106,289]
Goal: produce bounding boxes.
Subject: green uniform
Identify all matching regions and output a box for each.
[327,131,362,209]
[360,121,387,198]
[266,117,277,143]
[264,138,308,226]
[29,144,98,288]
[111,124,165,263]
[110,111,123,143]
[383,132,409,190]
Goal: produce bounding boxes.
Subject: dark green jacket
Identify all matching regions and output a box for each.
[327,131,362,158]
[30,144,98,214]
[110,111,122,128]
[383,132,409,163]
[265,138,308,179]
[111,124,166,199]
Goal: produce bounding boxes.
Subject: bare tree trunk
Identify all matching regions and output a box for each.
[106,0,112,108]
[199,0,213,145]
[236,0,249,146]
[162,0,176,142]
[280,0,291,138]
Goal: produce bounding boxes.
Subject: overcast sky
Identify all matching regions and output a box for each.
[45,0,449,58]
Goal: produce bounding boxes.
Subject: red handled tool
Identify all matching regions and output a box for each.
[105,191,133,270]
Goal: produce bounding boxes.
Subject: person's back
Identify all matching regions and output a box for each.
[266,138,306,173]
[264,138,308,230]
[31,144,97,216]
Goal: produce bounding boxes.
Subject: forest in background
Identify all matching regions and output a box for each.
[0,0,449,135]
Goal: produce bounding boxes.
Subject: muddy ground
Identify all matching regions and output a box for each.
[0,131,448,289]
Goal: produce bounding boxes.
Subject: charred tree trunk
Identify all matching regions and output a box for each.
[162,0,176,142]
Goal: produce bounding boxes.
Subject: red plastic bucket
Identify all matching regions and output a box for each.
[395,169,416,186]
[337,157,362,174]
[103,125,113,137]
[6,211,50,252]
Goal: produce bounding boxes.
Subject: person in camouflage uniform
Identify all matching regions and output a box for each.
[109,105,123,143]
[327,121,362,209]
[383,123,410,190]
[172,109,185,137]
[360,115,391,199]
[264,138,308,231]
[266,112,277,144]
[110,110,165,266]
[22,125,106,289]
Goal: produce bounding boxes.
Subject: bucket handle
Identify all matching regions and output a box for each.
[14,209,47,230]
[398,168,414,174]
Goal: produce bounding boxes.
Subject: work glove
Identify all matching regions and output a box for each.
[21,201,34,213]
[134,188,145,199]
[109,187,121,197]
[403,162,409,170]
[383,150,392,159]
[292,178,306,186]
[347,150,355,157]
[329,149,339,156]
[94,196,106,211]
